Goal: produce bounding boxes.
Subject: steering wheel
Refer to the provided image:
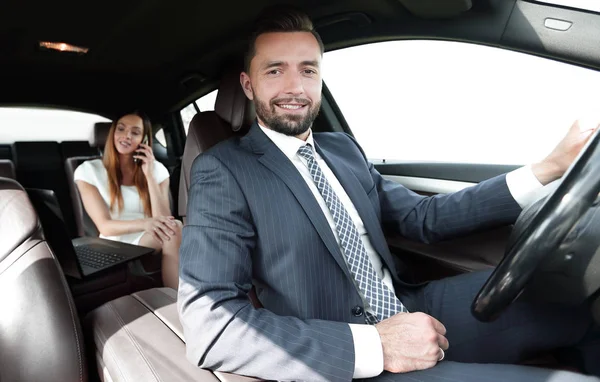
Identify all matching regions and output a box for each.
[472,128,600,322]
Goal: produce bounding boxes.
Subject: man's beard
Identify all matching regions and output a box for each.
[254,94,321,136]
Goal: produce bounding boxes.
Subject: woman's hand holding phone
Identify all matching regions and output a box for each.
[134,136,155,178]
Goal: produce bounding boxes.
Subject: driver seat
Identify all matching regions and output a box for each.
[178,67,254,222]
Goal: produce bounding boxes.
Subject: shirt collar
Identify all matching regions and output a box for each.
[258,123,315,160]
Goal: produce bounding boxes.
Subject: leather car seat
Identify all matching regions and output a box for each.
[0,177,87,382]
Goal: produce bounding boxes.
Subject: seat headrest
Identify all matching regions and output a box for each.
[92,122,112,149]
[0,159,15,179]
[0,178,38,263]
[12,141,62,170]
[214,68,255,132]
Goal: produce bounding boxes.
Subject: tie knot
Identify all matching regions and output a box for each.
[297,144,314,161]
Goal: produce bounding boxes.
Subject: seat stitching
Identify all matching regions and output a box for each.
[132,289,182,342]
[61,264,84,382]
[108,301,162,382]
[155,288,176,303]
[94,303,128,381]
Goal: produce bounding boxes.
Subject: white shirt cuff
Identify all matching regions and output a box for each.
[348,324,384,379]
[505,165,544,209]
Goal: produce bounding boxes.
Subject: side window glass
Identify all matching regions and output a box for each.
[180,103,197,135]
[0,107,109,142]
[155,128,167,147]
[198,90,218,112]
[180,89,219,135]
[323,40,600,165]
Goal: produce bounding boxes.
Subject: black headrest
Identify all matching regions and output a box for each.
[12,141,62,170]
[60,141,99,159]
[0,160,16,179]
[214,68,255,132]
[92,122,112,149]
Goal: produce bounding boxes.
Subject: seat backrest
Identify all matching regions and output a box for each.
[0,159,15,179]
[91,122,112,151]
[63,122,111,237]
[178,68,255,218]
[65,156,101,237]
[11,141,79,237]
[0,177,87,382]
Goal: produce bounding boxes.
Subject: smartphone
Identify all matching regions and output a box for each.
[134,136,149,164]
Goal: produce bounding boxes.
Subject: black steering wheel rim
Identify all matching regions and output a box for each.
[472,128,600,322]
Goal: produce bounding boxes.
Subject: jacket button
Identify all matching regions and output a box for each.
[352,306,364,317]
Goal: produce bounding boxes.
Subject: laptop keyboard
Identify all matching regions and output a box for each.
[76,246,126,269]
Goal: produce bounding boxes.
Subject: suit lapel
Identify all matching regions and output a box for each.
[243,124,352,280]
[315,141,399,277]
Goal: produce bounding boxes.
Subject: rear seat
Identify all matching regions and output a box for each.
[64,122,177,237]
[64,122,111,237]
[12,141,78,237]
[87,69,260,381]
[60,139,101,161]
[0,144,12,160]
[0,159,15,179]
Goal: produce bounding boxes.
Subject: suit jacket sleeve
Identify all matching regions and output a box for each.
[346,136,522,243]
[178,153,355,382]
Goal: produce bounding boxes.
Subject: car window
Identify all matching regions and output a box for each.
[0,107,109,143]
[180,103,197,135]
[154,128,168,147]
[197,89,218,112]
[181,89,219,134]
[323,40,600,165]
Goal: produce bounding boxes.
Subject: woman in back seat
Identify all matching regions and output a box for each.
[74,111,181,289]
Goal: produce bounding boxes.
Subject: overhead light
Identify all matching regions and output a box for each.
[39,41,89,54]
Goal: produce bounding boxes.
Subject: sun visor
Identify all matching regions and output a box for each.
[398,0,472,18]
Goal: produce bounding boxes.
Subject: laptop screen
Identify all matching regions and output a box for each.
[26,188,82,278]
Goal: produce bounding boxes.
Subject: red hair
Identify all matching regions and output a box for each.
[102,111,153,217]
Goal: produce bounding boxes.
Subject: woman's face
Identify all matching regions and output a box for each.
[113,114,145,155]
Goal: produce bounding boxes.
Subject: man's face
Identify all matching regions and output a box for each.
[241,32,322,137]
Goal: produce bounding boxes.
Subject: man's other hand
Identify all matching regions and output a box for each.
[375,312,449,373]
[533,118,599,185]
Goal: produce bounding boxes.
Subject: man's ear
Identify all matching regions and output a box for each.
[240,72,254,100]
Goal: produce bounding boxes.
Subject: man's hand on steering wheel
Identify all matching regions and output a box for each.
[472,117,600,322]
[532,119,599,185]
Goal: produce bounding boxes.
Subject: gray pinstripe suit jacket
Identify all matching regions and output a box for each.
[178,122,522,381]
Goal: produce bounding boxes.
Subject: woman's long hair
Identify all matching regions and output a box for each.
[102,111,153,217]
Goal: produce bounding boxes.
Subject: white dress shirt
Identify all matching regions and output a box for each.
[259,125,544,378]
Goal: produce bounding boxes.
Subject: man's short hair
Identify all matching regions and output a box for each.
[244,6,325,72]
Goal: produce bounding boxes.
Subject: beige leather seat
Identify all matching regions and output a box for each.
[87,288,258,381]
[0,177,87,382]
[178,67,254,221]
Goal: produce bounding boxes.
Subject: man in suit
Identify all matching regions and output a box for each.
[178,6,600,382]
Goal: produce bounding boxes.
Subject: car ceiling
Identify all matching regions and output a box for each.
[1,0,599,119]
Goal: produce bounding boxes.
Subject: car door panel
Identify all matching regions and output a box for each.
[377,162,520,282]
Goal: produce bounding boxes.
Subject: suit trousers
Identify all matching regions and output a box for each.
[361,270,600,382]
